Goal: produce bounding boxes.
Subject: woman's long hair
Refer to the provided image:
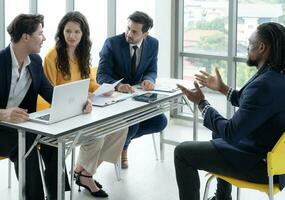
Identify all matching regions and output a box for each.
[55,11,92,80]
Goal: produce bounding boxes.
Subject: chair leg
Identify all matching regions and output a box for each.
[114,160,121,181]
[36,146,48,200]
[237,187,241,200]
[8,159,12,188]
[268,175,274,200]
[160,131,165,161]
[203,175,215,200]
[152,133,159,160]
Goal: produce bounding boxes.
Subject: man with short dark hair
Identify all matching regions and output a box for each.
[97,11,167,169]
[174,22,285,200]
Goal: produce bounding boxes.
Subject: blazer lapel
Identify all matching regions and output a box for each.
[121,39,131,79]
[2,47,12,107]
[27,58,37,92]
[136,39,148,77]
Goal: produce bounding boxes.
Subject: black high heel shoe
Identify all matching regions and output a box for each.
[74,171,103,189]
[75,172,108,198]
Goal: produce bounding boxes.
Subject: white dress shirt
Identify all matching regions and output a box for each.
[6,44,32,108]
[129,39,143,68]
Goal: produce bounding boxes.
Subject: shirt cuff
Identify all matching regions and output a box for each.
[198,100,211,119]
[226,87,233,101]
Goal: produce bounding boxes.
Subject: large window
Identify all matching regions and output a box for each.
[177,0,285,119]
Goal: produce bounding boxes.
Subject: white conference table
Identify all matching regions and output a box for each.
[0,81,198,200]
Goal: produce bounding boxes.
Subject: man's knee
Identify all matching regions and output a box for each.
[174,141,189,159]
[156,114,168,132]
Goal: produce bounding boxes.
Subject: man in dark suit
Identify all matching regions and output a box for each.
[97,11,167,169]
[0,14,91,200]
[174,22,285,200]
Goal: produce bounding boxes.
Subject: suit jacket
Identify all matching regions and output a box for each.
[204,67,285,189]
[0,45,53,155]
[97,33,158,85]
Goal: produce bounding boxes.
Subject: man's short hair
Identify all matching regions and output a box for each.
[128,11,153,33]
[7,14,44,43]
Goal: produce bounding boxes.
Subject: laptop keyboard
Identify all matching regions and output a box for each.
[36,114,50,121]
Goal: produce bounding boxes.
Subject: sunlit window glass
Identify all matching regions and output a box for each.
[183,57,227,117]
[236,62,257,89]
[38,0,65,58]
[183,0,228,55]
[237,0,285,57]
[116,0,155,35]
[5,0,29,46]
[75,0,107,66]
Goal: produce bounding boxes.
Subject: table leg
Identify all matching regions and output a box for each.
[18,129,26,200]
[57,140,65,200]
[70,148,75,200]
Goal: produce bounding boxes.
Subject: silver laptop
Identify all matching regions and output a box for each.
[29,79,90,124]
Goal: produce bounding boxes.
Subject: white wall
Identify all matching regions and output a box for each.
[155,0,172,78]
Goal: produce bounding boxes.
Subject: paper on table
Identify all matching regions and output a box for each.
[92,91,134,107]
[93,79,123,96]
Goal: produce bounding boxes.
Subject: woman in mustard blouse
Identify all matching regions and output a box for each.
[44,11,127,198]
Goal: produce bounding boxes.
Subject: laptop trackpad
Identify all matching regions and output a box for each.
[36,114,50,121]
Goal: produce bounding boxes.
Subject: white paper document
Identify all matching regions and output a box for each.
[93,79,123,96]
[136,78,195,92]
[92,91,134,107]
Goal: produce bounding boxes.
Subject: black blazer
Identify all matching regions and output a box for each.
[0,45,53,155]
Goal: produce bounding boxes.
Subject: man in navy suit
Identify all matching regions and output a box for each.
[174,22,285,200]
[0,14,91,200]
[97,11,167,169]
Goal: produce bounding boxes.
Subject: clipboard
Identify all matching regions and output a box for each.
[92,92,134,107]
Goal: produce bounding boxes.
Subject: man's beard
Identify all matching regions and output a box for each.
[246,58,258,67]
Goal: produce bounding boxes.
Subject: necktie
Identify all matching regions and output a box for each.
[131,46,138,79]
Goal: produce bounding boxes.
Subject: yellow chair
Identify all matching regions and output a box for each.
[36,95,50,111]
[203,132,285,200]
[0,156,12,188]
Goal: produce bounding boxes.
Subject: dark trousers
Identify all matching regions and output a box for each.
[123,113,168,149]
[0,127,69,200]
[174,141,271,200]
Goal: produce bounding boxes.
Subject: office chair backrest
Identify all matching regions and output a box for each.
[267,132,285,176]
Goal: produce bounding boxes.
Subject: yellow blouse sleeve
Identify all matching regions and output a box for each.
[89,67,100,93]
[43,49,58,86]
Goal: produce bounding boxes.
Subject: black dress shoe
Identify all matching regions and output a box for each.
[75,172,108,198]
[74,171,103,188]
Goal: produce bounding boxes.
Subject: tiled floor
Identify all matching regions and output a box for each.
[0,118,284,200]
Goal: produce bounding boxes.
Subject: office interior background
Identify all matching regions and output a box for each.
[0,0,285,199]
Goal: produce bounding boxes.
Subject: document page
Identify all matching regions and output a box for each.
[93,79,123,96]
[92,91,134,107]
